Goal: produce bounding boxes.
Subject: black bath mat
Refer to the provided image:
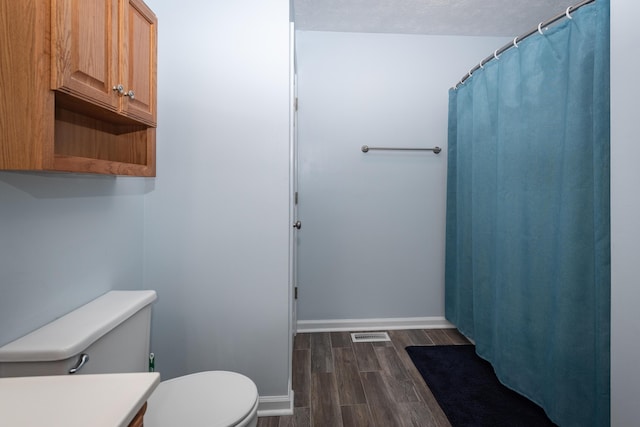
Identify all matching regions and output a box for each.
[405,345,557,427]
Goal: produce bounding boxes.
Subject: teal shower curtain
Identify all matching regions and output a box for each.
[445,1,610,426]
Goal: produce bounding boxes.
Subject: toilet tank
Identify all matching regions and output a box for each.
[0,291,157,378]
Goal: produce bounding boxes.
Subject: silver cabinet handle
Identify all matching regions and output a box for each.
[112,84,124,94]
[293,221,301,229]
[68,353,89,374]
[124,90,135,100]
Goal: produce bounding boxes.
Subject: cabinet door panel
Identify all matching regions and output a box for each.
[52,0,119,111]
[121,0,157,126]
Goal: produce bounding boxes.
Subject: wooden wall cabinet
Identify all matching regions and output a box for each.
[0,0,157,176]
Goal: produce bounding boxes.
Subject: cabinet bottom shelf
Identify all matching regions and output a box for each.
[54,107,156,176]
[52,154,155,176]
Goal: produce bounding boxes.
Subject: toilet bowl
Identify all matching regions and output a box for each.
[145,371,258,427]
[0,291,259,427]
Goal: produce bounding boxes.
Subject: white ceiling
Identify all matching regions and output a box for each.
[293,0,581,37]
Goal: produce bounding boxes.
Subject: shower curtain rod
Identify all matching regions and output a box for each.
[453,0,595,89]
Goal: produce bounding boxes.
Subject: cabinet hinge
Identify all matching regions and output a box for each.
[294,287,298,299]
[294,191,298,205]
[294,97,298,111]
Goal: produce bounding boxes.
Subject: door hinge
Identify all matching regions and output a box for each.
[294,286,298,299]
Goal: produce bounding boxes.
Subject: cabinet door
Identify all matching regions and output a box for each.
[120,0,157,126]
[52,0,120,112]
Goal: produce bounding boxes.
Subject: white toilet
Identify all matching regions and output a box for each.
[0,291,258,427]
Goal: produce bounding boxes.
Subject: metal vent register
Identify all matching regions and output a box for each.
[350,332,391,343]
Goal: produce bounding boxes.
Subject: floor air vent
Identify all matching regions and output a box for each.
[351,332,391,343]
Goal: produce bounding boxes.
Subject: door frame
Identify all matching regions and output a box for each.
[287,20,298,399]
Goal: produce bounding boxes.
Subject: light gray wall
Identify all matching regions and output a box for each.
[610,0,640,424]
[142,0,291,400]
[0,173,146,346]
[295,31,509,321]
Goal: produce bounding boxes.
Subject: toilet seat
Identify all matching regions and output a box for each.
[144,371,259,427]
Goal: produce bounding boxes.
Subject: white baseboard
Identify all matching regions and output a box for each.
[296,316,454,333]
[257,391,294,417]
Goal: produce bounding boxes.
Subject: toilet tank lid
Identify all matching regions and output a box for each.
[0,291,157,362]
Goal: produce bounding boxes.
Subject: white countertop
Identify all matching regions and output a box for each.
[0,372,160,427]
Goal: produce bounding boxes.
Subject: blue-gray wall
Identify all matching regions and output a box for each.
[295,31,509,323]
[142,0,292,405]
[0,174,146,346]
[611,0,640,424]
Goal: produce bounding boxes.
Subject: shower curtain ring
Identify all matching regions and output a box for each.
[494,49,500,60]
[468,69,473,78]
[566,6,573,19]
[479,59,485,69]
[538,23,545,35]
[513,37,519,48]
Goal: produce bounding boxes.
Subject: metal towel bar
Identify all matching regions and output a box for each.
[361,145,441,154]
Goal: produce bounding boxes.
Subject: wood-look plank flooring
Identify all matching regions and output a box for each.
[258,328,471,427]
